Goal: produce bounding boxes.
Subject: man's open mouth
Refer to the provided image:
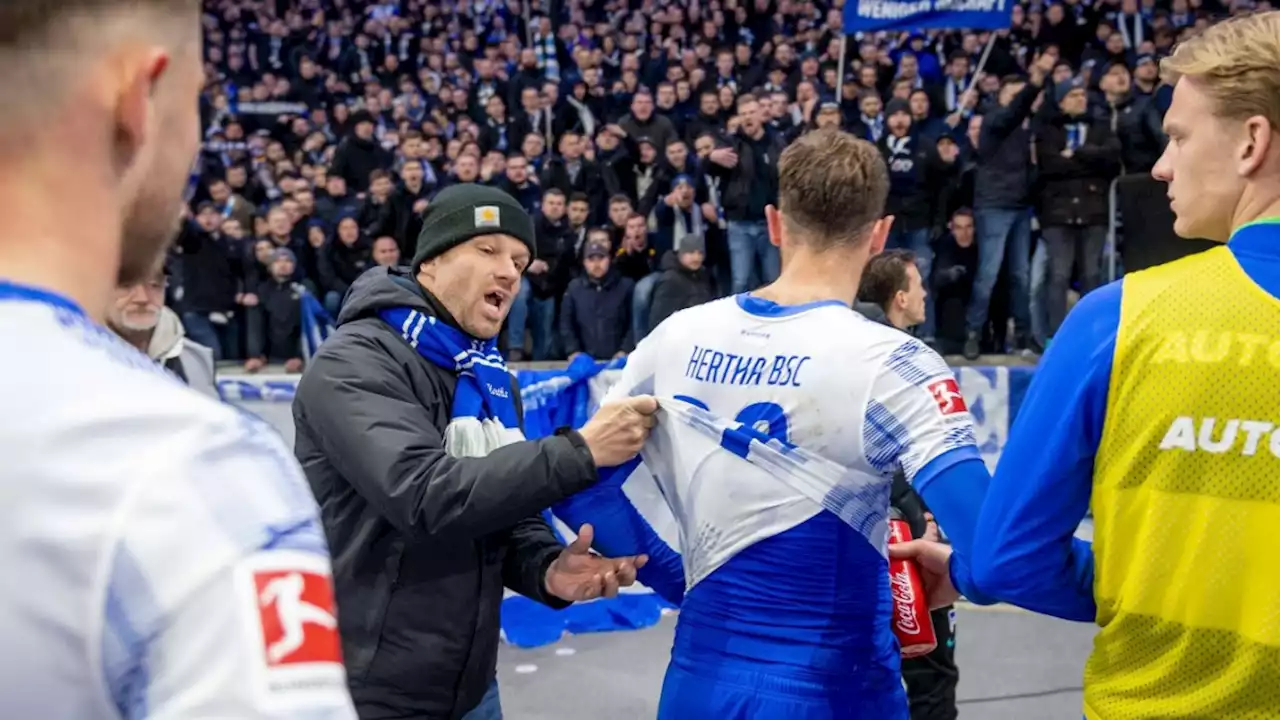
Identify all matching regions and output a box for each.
[484,291,506,309]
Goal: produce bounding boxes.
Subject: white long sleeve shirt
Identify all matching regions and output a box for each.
[0,281,356,719]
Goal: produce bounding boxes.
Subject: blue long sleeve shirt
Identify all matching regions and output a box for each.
[972,220,1280,622]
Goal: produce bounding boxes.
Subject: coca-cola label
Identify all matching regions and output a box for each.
[890,566,923,636]
[889,521,908,544]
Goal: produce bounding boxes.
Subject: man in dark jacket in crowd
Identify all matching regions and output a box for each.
[375,158,433,260]
[617,89,679,153]
[175,202,244,361]
[648,233,715,333]
[330,110,393,194]
[317,216,373,317]
[1034,76,1121,339]
[562,233,635,360]
[710,91,787,294]
[539,131,605,222]
[508,187,574,361]
[496,154,543,216]
[245,247,304,373]
[965,52,1056,360]
[293,184,658,720]
[1097,62,1167,175]
[932,209,979,355]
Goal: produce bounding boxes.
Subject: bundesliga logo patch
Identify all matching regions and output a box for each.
[238,550,348,711]
[474,205,501,228]
[254,567,340,667]
[927,378,968,416]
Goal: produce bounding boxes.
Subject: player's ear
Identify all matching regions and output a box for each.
[1238,115,1272,178]
[765,204,783,248]
[868,215,893,256]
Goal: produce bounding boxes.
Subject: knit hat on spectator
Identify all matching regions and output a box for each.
[1054,77,1086,107]
[677,233,706,255]
[411,183,536,270]
[272,247,296,265]
[885,99,911,118]
[350,109,376,128]
[673,174,694,188]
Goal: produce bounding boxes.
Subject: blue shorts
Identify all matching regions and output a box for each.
[657,660,908,720]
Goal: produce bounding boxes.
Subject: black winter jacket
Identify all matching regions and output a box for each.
[714,127,787,222]
[330,135,394,194]
[648,252,716,333]
[559,270,635,359]
[254,277,303,361]
[1034,111,1121,228]
[293,267,599,719]
[973,80,1042,210]
[176,221,241,314]
[1100,93,1167,175]
[317,237,373,298]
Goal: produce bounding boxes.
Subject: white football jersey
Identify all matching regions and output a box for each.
[605,295,979,588]
[0,283,356,719]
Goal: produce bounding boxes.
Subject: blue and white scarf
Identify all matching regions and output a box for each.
[380,307,525,457]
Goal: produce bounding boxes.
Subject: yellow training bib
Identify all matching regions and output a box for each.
[1088,244,1280,719]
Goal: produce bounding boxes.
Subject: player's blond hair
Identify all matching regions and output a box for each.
[1160,11,1280,129]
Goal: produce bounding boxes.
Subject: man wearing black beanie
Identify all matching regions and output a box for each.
[293,184,661,720]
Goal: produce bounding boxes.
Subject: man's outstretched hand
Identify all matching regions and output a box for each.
[545,524,649,602]
[889,538,960,610]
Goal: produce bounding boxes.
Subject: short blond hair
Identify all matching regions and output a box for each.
[1160,11,1280,129]
[777,128,889,250]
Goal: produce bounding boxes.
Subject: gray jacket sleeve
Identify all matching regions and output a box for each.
[294,330,599,542]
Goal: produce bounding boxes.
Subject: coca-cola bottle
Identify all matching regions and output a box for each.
[887,508,937,659]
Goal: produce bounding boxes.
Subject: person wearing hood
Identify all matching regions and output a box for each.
[1033,75,1121,341]
[292,184,660,720]
[106,264,218,400]
[329,109,393,194]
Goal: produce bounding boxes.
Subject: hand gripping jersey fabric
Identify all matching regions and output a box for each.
[595,294,982,719]
[0,283,356,719]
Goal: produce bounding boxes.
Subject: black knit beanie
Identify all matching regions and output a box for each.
[411,184,537,270]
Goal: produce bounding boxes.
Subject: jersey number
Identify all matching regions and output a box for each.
[674,395,793,459]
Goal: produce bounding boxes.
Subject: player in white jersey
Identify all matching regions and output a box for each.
[558,129,995,718]
[0,1,355,717]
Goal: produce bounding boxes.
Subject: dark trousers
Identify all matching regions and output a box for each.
[967,207,1031,336]
[1042,224,1107,336]
[181,311,241,362]
[901,606,959,720]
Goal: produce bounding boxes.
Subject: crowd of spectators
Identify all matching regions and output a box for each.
[171,0,1241,371]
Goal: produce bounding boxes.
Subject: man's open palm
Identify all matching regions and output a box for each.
[545,524,649,602]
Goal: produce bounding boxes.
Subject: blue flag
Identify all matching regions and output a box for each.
[299,288,335,363]
[843,0,1012,33]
